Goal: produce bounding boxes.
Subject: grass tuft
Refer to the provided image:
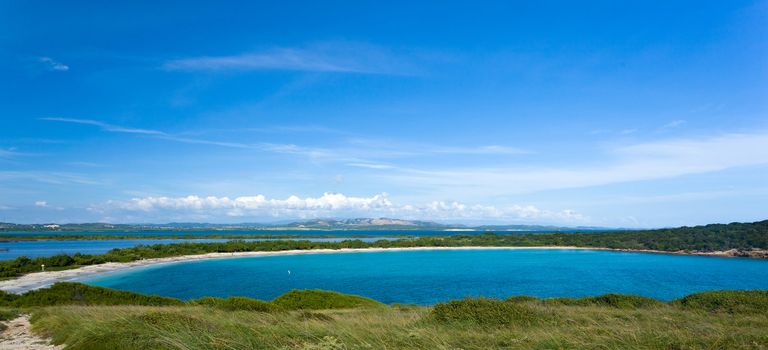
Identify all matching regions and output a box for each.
[673,290,768,313]
[430,298,552,326]
[189,296,278,312]
[543,293,663,309]
[1,282,183,307]
[272,289,383,310]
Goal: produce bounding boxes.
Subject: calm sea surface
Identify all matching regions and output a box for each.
[0,229,573,260]
[0,237,393,260]
[84,249,768,304]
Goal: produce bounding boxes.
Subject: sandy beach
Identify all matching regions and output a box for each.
[0,246,598,294]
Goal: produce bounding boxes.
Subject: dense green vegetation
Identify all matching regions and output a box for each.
[1,220,766,279]
[0,282,381,312]
[0,282,183,307]
[673,290,768,314]
[272,289,383,310]
[540,293,663,309]
[6,283,765,349]
[189,296,278,313]
[430,297,549,326]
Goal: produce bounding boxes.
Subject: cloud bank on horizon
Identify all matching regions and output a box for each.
[89,192,584,224]
[1,1,767,227]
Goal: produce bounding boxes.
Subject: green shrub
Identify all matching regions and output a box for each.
[189,296,277,312]
[587,294,662,308]
[0,290,19,304]
[296,311,335,321]
[430,298,550,326]
[0,307,20,332]
[3,282,183,307]
[673,290,768,313]
[542,294,661,309]
[272,289,383,310]
[188,296,226,307]
[506,295,538,303]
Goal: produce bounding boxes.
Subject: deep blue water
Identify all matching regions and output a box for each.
[0,237,392,260]
[84,249,768,304]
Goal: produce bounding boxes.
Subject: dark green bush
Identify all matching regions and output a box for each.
[272,289,383,310]
[296,311,335,321]
[543,294,661,309]
[3,282,183,307]
[673,290,768,314]
[506,295,538,303]
[587,294,662,308]
[430,298,550,326]
[0,308,18,320]
[189,296,277,312]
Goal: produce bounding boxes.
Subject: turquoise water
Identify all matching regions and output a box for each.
[0,237,394,259]
[85,249,768,304]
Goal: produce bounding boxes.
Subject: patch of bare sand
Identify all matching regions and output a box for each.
[0,315,62,350]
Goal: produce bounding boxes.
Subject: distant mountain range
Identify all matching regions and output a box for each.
[0,218,621,232]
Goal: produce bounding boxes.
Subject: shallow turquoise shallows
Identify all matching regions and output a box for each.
[84,249,768,304]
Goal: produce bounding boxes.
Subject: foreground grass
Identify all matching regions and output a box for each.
[28,302,768,350]
[21,292,767,349]
[2,283,765,349]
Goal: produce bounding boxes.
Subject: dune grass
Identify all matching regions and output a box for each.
[28,301,768,350]
[2,283,765,349]
[271,289,384,310]
[17,289,767,350]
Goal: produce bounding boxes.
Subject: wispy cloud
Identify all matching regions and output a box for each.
[0,148,23,158]
[659,119,686,131]
[177,125,343,137]
[93,192,585,223]
[163,43,417,75]
[35,201,48,208]
[346,162,397,170]
[39,57,69,71]
[428,145,530,155]
[42,118,165,135]
[0,171,102,186]
[377,131,768,197]
[40,117,526,164]
[619,128,638,135]
[0,147,43,159]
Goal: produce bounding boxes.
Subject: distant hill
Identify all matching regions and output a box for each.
[281,218,449,229]
[0,218,611,232]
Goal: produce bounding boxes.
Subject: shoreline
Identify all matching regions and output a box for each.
[0,246,764,294]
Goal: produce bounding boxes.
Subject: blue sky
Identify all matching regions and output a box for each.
[1,1,767,227]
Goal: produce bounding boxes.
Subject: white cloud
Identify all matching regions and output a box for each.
[163,43,416,75]
[0,149,20,158]
[619,128,638,135]
[379,131,768,196]
[0,147,39,158]
[659,120,686,130]
[39,57,69,71]
[0,171,101,185]
[427,145,530,155]
[41,118,164,135]
[35,201,48,208]
[40,118,529,164]
[93,192,585,223]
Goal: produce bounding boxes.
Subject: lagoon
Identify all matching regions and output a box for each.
[0,237,393,260]
[84,249,768,304]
